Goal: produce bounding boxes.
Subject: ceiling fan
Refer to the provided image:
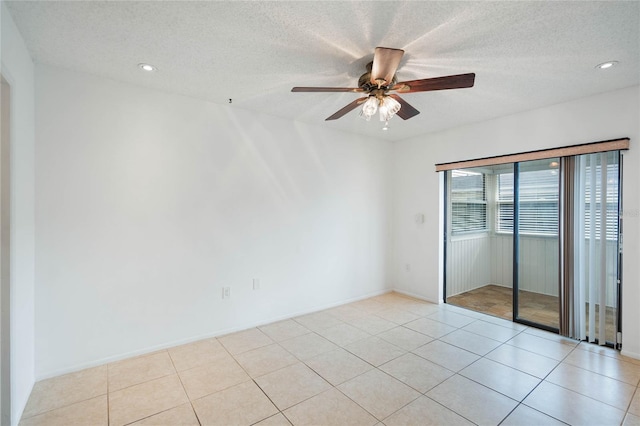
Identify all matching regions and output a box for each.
[292,47,475,126]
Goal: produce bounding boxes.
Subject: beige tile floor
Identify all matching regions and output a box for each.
[18,292,640,426]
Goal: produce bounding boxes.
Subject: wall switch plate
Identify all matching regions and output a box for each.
[222,287,231,299]
[253,279,260,290]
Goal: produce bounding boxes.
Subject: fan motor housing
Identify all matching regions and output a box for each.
[359,59,399,91]
[358,71,397,92]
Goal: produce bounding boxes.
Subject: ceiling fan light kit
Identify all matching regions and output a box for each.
[292,47,475,128]
[359,95,400,122]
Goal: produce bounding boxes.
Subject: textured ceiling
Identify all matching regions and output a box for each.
[5,1,640,142]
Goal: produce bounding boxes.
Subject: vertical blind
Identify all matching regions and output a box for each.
[584,152,619,240]
[569,151,620,344]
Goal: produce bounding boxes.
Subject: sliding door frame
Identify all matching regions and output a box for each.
[617,153,623,349]
[441,138,628,338]
[442,172,449,304]
[512,163,521,325]
[512,161,560,333]
[436,139,629,172]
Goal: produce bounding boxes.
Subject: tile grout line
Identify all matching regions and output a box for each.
[500,339,602,425]
[461,343,555,426]
[20,368,110,421]
[268,308,425,423]
[337,308,460,422]
[459,311,640,422]
[248,331,374,422]
[422,393,479,425]
[623,388,640,420]
[535,344,636,417]
[250,377,284,423]
[112,350,193,426]
[166,349,203,426]
[368,367,425,422]
[224,329,334,423]
[412,312,569,425]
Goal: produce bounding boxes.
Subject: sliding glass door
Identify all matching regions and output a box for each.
[443,144,623,345]
[514,159,560,330]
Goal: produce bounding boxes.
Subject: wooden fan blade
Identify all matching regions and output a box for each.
[325,97,368,121]
[389,95,420,120]
[370,47,404,87]
[292,87,364,93]
[393,73,475,93]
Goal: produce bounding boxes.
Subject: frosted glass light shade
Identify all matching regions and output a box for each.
[360,97,378,121]
[378,96,401,121]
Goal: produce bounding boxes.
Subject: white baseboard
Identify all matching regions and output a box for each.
[391,288,441,304]
[620,349,640,361]
[35,288,392,381]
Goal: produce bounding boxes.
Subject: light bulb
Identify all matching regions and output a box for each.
[595,61,618,70]
[379,96,401,121]
[138,63,157,72]
[360,97,378,121]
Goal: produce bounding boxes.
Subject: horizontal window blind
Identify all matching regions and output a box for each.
[450,170,487,234]
[497,173,514,232]
[497,170,559,235]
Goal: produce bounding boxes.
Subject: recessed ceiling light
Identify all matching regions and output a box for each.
[138,63,157,72]
[595,61,618,70]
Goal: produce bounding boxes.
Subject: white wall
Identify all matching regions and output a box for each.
[490,234,513,289]
[392,85,640,357]
[448,234,559,297]
[495,234,559,296]
[446,234,491,296]
[1,2,36,423]
[34,64,393,377]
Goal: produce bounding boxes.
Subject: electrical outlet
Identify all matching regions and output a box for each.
[253,278,260,290]
[405,264,411,272]
[222,287,231,299]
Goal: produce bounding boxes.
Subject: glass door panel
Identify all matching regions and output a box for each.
[444,167,491,311]
[515,158,560,330]
[445,165,514,320]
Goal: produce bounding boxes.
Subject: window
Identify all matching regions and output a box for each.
[496,168,559,236]
[450,170,487,234]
